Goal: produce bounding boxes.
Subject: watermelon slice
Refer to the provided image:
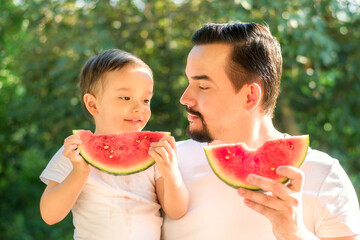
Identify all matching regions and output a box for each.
[73,130,170,175]
[204,135,309,190]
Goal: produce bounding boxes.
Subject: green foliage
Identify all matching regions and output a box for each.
[1,0,359,239]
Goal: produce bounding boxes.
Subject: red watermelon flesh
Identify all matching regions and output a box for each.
[73,130,170,175]
[204,135,309,190]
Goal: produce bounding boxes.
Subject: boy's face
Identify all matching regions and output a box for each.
[92,65,153,134]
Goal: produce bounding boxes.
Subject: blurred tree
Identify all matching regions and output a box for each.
[1,0,359,239]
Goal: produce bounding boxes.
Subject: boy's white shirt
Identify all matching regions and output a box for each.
[40,146,163,240]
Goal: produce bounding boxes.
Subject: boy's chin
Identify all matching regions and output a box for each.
[116,126,145,133]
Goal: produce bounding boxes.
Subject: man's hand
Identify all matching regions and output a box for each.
[237,166,316,240]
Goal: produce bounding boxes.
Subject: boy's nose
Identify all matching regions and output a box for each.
[133,101,144,112]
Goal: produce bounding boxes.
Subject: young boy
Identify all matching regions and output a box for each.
[40,49,188,240]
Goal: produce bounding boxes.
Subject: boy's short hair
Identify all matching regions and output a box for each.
[79,49,152,118]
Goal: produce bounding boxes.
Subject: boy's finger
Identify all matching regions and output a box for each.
[153,136,176,150]
[64,139,82,146]
[63,144,79,157]
[158,139,177,161]
[148,149,163,163]
[157,146,170,162]
[73,149,83,160]
[164,136,176,150]
[64,135,82,144]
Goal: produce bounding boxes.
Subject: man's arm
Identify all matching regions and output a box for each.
[322,236,360,240]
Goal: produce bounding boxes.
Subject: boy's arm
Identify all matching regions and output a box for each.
[40,135,90,225]
[155,170,189,219]
[149,136,189,219]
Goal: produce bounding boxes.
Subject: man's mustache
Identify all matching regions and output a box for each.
[185,106,203,118]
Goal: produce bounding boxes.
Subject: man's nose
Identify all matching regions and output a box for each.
[180,85,193,106]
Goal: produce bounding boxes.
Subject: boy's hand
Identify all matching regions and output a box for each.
[148,136,182,183]
[63,135,90,172]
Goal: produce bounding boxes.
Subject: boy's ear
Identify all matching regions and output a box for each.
[245,82,262,112]
[83,93,99,116]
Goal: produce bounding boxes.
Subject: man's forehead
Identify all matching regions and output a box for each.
[185,43,231,75]
[189,43,231,59]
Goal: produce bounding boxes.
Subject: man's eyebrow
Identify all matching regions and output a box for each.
[191,75,211,80]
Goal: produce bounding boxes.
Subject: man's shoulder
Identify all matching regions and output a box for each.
[304,147,339,168]
[301,147,342,186]
[175,139,208,159]
[176,139,207,148]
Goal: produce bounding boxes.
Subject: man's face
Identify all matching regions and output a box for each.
[180,43,248,142]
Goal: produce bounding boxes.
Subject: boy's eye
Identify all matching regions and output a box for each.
[120,97,130,100]
[144,99,151,104]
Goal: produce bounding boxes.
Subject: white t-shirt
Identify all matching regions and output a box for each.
[40,146,163,240]
[162,139,360,240]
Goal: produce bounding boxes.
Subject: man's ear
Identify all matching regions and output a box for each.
[83,93,99,116]
[245,82,262,112]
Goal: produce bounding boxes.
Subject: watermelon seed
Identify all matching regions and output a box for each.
[136,139,140,143]
[227,150,231,154]
[109,155,113,158]
[109,149,114,153]
[225,156,230,160]
[119,146,123,150]
[290,145,294,149]
[270,167,275,171]
[104,146,109,149]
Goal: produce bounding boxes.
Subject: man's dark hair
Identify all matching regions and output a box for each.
[79,49,152,118]
[192,22,282,115]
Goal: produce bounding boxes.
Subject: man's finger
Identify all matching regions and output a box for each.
[246,174,292,200]
[238,188,288,211]
[276,166,304,192]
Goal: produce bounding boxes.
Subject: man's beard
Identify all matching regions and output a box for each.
[185,106,213,143]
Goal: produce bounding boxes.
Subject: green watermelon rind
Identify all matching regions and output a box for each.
[204,135,309,191]
[204,147,263,190]
[73,130,171,175]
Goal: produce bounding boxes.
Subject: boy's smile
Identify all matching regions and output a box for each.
[124,118,144,125]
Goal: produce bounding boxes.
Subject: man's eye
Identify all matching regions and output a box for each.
[199,86,209,90]
[120,97,130,100]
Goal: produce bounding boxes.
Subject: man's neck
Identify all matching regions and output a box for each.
[210,115,283,149]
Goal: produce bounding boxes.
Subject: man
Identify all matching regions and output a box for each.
[162,23,360,239]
